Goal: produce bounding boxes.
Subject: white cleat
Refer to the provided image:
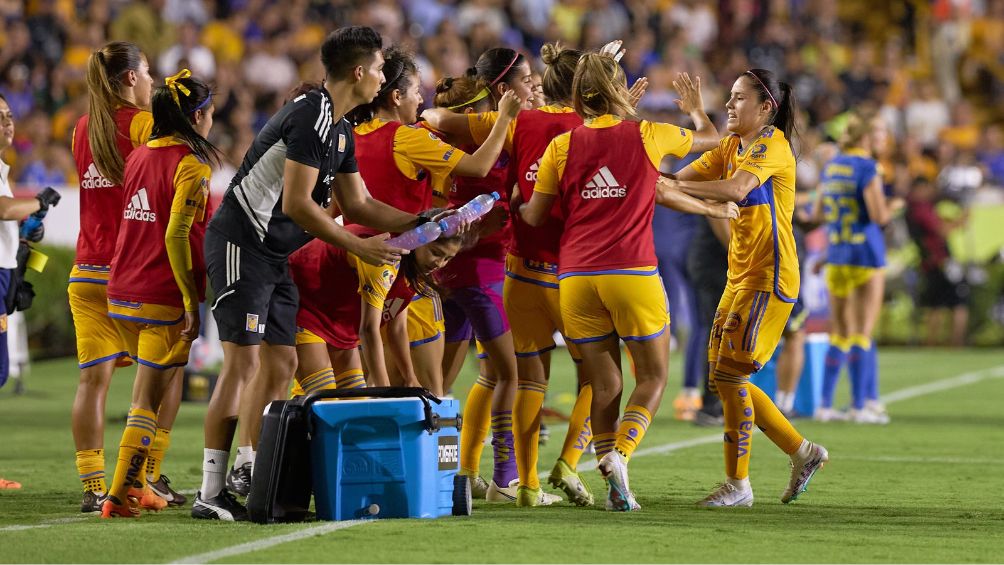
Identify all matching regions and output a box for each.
[814,407,848,422]
[598,451,639,511]
[698,479,754,507]
[782,440,829,503]
[486,478,519,502]
[849,408,889,425]
[464,474,489,499]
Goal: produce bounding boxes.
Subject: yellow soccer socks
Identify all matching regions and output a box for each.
[559,383,592,468]
[145,428,171,483]
[513,380,546,489]
[459,374,495,477]
[76,449,106,494]
[614,405,652,460]
[108,408,157,503]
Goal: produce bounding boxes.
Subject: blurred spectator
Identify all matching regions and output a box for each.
[905,81,951,149]
[905,176,970,346]
[939,100,980,152]
[163,0,210,26]
[977,124,1004,187]
[0,64,34,119]
[109,0,175,61]
[158,20,216,79]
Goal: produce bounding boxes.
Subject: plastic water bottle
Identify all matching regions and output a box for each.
[438,192,499,237]
[385,221,443,250]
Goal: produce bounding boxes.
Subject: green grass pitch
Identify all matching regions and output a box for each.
[2,348,1003,563]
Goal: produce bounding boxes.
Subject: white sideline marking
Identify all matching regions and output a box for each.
[169,520,370,564]
[579,363,1004,473]
[0,516,88,532]
[842,455,1004,465]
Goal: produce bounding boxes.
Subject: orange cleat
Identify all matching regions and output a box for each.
[0,478,22,489]
[100,495,140,518]
[129,483,168,511]
[672,392,703,422]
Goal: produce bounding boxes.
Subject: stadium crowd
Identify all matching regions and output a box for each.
[0,0,1002,198]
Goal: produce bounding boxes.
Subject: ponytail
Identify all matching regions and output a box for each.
[539,42,582,105]
[571,52,636,119]
[744,68,799,144]
[432,75,490,112]
[150,70,223,167]
[346,45,417,126]
[85,41,145,186]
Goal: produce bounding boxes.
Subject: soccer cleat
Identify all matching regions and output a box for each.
[781,440,829,504]
[226,462,253,497]
[148,474,187,506]
[100,495,140,518]
[515,486,562,507]
[485,478,519,502]
[468,475,489,499]
[813,407,848,422]
[81,490,107,512]
[191,489,248,521]
[129,483,168,511]
[849,408,889,425]
[0,478,22,489]
[548,459,594,506]
[598,451,638,511]
[672,391,702,421]
[698,480,754,507]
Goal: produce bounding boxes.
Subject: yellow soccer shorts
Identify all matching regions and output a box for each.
[825,264,881,298]
[107,300,192,369]
[709,285,794,379]
[68,266,131,368]
[295,326,327,346]
[407,293,444,347]
[504,255,581,360]
[558,267,669,344]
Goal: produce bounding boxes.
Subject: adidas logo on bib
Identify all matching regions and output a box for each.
[124,188,157,222]
[525,159,540,182]
[581,166,626,199]
[81,163,114,189]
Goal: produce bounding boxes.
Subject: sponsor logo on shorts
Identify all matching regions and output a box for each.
[246,313,261,333]
[581,166,626,199]
[723,312,741,333]
[438,436,459,470]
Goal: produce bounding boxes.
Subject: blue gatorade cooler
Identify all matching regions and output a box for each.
[309,388,468,521]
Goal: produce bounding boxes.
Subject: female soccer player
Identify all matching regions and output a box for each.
[814,111,899,424]
[520,52,729,511]
[289,222,466,392]
[101,70,219,518]
[69,41,188,512]
[660,68,829,507]
[347,46,521,398]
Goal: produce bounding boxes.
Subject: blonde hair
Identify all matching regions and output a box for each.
[840,109,879,151]
[540,42,581,105]
[85,41,145,186]
[571,52,636,119]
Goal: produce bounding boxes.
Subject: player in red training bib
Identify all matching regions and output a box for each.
[345,46,521,398]
[288,219,467,396]
[101,71,219,518]
[520,52,731,511]
[69,41,164,513]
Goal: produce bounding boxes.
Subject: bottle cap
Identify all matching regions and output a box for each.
[490,191,500,200]
[438,219,449,232]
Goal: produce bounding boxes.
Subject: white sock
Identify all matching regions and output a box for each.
[684,387,700,398]
[727,476,751,491]
[201,448,229,499]
[792,439,812,461]
[776,391,795,413]
[234,445,254,469]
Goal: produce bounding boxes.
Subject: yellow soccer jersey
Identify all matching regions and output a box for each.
[354,118,466,181]
[690,127,799,301]
[467,110,517,152]
[348,253,399,310]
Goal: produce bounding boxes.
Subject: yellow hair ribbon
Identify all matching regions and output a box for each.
[446,88,490,110]
[165,69,192,106]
